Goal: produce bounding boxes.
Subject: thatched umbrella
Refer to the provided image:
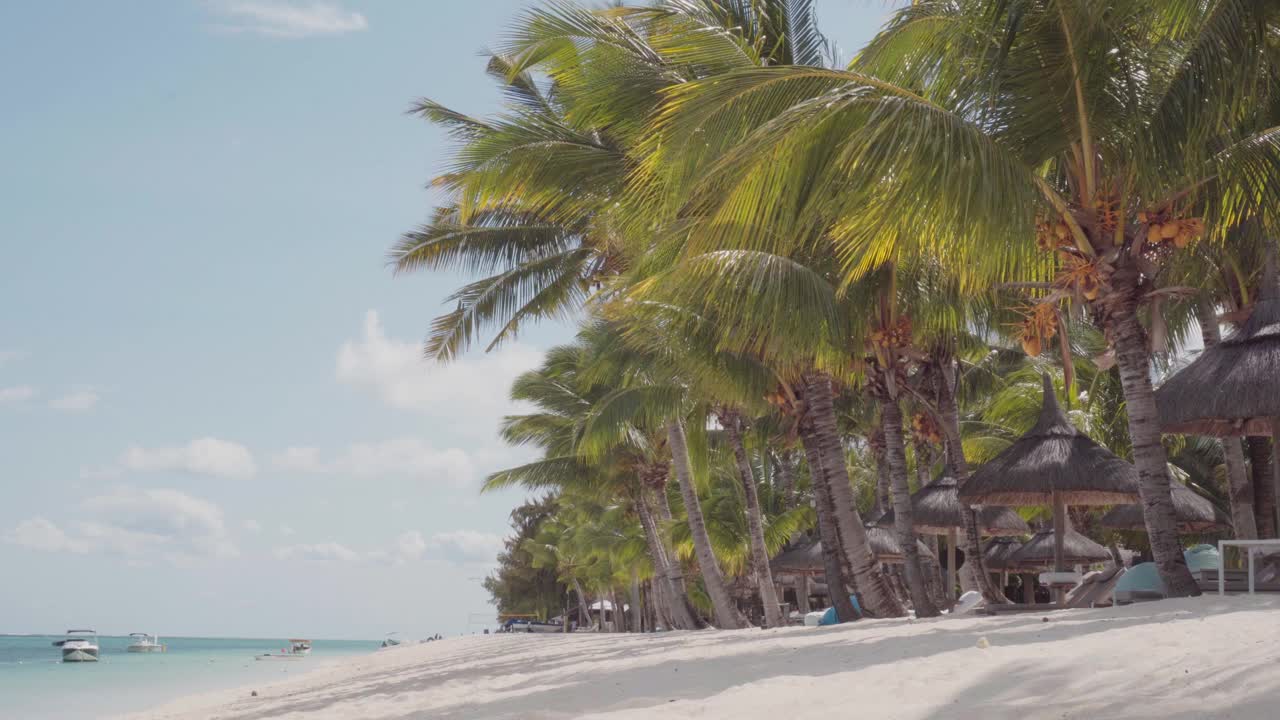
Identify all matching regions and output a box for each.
[981,537,1039,604]
[981,537,1026,571]
[1008,527,1111,568]
[1156,254,1280,532]
[770,530,935,575]
[959,374,1141,602]
[771,531,935,611]
[875,474,1030,600]
[1100,481,1230,533]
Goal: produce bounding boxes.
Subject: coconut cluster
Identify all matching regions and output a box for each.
[870,316,913,351]
[1035,215,1075,252]
[911,411,942,445]
[1139,212,1204,249]
[1019,303,1059,358]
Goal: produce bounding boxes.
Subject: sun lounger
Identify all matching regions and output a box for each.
[1196,568,1280,594]
[975,567,1125,614]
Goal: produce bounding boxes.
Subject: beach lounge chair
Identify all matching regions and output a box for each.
[1195,568,1280,594]
[975,566,1126,614]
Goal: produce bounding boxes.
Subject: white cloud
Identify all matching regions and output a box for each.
[6,517,90,554]
[81,487,239,560]
[80,465,123,481]
[121,437,257,479]
[273,541,360,562]
[271,439,475,486]
[269,529,495,567]
[49,390,100,412]
[429,530,504,564]
[396,530,427,563]
[272,446,325,473]
[0,385,36,405]
[210,1,368,38]
[6,488,238,564]
[243,519,262,533]
[335,311,543,435]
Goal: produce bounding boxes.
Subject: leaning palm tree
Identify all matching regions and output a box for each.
[485,342,704,629]
[574,323,752,628]
[619,249,918,617]
[393,0,834,361]
[644,0,1280,595]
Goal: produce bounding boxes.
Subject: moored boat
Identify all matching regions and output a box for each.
[126,633,167,653]
[254,638,311,661]
[56,629,100,662]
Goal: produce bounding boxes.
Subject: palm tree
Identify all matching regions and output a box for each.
[1166,227,1279,537]
[574,323,755,628]
[392,0,836,360]
[396,0,857,622]
[484,342,704,629]
[717,407,786,627]
[645,0,1280,595]
[620,250,915,617]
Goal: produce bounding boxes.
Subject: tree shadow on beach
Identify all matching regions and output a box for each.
[216,597,1280,720]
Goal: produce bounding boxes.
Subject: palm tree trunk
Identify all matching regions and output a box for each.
[1108,288,1199,596]
[922,535,950,609]
[667,419,748,629]
[798,430,861,623]
[1196,300,1258,539]
[801,372,906,617]
[913,436,933,486]
[934,356,1009,604]
[776,450,798,512]
[722,411,785,628]
[871,440,891,519]
[572,578,593,631]
[630,573,643,633]
[1248,437,1278,538]
[635,492,700,630]
[878,398,941,617]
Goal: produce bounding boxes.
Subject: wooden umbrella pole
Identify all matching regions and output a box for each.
[947,528,958,602]
[1053,491,1067,606]
[1272,419,1280,537]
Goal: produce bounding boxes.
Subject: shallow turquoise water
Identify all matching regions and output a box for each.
[0,634,375,719]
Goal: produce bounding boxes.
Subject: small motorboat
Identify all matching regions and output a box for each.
[254,638,311,661]
[502,618,563,634]
[379,632,402,649]
[126,633,167,653]
[56,629,100,662]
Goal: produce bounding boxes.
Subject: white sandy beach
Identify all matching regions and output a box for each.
[122,596,1280,720]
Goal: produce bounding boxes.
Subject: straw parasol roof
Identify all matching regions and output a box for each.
[958,374,1141,506]
[770,529,935,575]
[1099,481,1230,532]
[981,536,1027,571]
[874,475,1031,535]
[864,525,936,563]
[1007,527,1111,568]
[1155,265,1280,437]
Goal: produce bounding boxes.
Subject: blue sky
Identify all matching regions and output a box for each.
[0,0,894,639]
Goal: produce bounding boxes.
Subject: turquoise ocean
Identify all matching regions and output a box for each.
[0,634,376,719]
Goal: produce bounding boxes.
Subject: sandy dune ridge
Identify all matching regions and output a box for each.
[122,595,1280,720]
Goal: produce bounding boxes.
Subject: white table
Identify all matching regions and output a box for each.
[1217,539,1280,595]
